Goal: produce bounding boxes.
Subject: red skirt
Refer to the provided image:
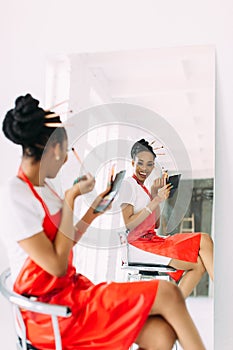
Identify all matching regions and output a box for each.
[14,172,160,349]
[20,273,159,350]
[131,232,201,282]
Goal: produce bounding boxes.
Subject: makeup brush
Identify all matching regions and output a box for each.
[72,147,89,184]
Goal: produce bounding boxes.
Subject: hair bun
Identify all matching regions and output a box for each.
[131,138,156,159]
[138,138,149,147]
[14,94,40,116]
[2,94,45,145]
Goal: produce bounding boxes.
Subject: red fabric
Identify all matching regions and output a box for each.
[131,232,201,263]
[128,212,156,242]
[132,174,153,200]
[14,168,159,350]
[129,175,201,282]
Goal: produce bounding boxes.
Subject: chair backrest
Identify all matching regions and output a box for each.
[0,268,72,350]
[118,230,130,268]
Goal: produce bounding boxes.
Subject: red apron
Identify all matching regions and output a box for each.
[14,169,159,350]
[128,175,201,282]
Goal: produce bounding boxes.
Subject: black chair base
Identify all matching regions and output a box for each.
[138,270,160,276]
[18,337,39,350]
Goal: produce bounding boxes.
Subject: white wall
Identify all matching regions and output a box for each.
[0,1,232,349]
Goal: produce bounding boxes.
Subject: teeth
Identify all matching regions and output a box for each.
[140,172,146,176]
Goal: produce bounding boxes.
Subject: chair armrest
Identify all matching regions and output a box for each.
[0,268,71,318]
[127,262,176,273]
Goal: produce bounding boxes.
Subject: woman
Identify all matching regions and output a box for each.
[0,94,206,350]
[120,139,214,298]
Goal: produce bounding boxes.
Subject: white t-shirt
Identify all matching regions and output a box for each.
[118,176,170,265]
[0,177,62,283]
[119,177,150,212]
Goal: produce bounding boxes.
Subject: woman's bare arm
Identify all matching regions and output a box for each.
[18,178,111,277]
[121,184,171,231]
[18,176,95,277]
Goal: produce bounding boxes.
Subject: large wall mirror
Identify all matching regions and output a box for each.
[46,46,215,298]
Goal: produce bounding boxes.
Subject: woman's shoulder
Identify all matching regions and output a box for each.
[122,176,136,186]
[118,176,137,205]
[0,177,45,243]
[1,177,62,217]
[120,176,138,193]
[0,177,42,212]
[2,176,31,196]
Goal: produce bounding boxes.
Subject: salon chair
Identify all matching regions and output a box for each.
[118,232,178,350]
[119,230,177,281]
[0,268,71,350]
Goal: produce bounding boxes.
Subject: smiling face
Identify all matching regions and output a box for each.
[132,151,155,183]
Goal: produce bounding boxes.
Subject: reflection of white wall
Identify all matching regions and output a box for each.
[65,47,215,179]
[0,1,232,349]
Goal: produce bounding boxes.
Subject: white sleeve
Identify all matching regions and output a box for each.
[118,178,136,207]
[0,185,45,243]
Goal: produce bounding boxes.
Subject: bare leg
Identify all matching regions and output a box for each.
[169,256,206,298]
[168,232,214,298]
[135,315,176,350]
[199,233,214,280]
[137,280,205,350]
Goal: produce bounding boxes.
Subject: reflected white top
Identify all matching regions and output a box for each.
[119,177,170,265]
[119,177,150,212]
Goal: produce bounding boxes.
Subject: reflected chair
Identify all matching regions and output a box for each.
[0,268,71,350]
[118,230,177,282]
[119,232,178,350]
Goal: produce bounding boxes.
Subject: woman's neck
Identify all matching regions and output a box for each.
[20,159,46,186]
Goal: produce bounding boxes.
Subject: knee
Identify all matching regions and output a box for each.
[195,256,206,275]
[201,232,213,247]
[158,280,184,307]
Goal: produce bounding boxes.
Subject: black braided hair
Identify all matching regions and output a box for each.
[131,139,156,160]
[2,94,67,161]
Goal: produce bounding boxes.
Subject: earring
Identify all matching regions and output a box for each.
[55,155,60,161]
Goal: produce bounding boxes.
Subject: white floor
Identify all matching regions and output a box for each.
[177,296,213,350]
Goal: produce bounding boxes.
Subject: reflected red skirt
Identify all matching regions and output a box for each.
[131,232,201,282]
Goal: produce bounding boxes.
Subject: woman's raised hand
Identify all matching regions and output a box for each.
[77,181,113,228]
[151,171,169,198]
[67,173,95,201]
[76,173,95,194]
[156,183,173,202]
[90,185,112,216]
[78,173,95,194]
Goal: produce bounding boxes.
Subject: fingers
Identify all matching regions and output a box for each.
[73,172,93,185]
[73,175,87,185]
[101,186,111,198]
[165,183,173,190]
[162,172,168,186]
[84,173,95,190]
[107,175,113,188]
[73,173,95,194]
[158,183,173,200]
[153,174,168,188]
[160,183,172,190]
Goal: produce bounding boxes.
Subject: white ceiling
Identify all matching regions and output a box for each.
[49,46,215,179]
